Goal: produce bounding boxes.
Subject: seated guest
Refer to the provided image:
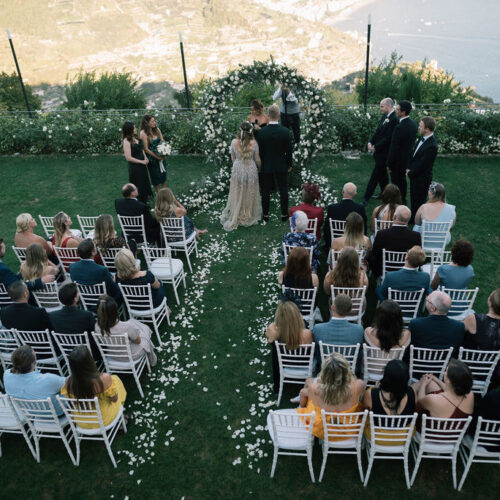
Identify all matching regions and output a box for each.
[296,353,366,440]
[69,239,122,307]
[61,345,127,429]
[312,294,364,366]
[463,288,500,350]
[370,184,401,233]
[281,211,320,272]
[431,239,475,290]
[154,187,207,241]
[115,248,166,308]
[412,359,474,420]
[324,247,368,296]
[3,345,65,415]
[413,182,456,247]
[115,183,161,245]
[365,300,411,351]
[266,300,313,393]
[331,212,371,253]
[14,213,54,257]
[368,205,421,277]
[376,245,430,301]
[96,294,157,366]
[289,182,324,241]
[324,182,367,249]
[409,290,465,351]
[20,243,59,283]
[0,281,53,332]
[93,214,136,265]
[52,212,83,249]
[278,246,319,289]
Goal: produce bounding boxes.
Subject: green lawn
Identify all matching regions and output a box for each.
[0,154,499,499]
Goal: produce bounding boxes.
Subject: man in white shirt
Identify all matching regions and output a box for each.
[273,85,300,144]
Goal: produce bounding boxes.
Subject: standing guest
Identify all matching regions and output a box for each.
[93,214,136,265]
[369,184,401,233]
[273,84,300,144]
[20,243,59,282]
[140,114,166,193]
[463,289,500,351]
[122,121,151,204]
[324,247,368,295]
[362,97,399,204]
[407,116,438,223]
[331,212,371,254]
[386,100,418,205]
[14,213,54,258]
[289,182,324,241]
[431,240,474,290]
[52,212,83,249]
[324,182,367,250]
[246,99,269,133]
[278,246,319,289]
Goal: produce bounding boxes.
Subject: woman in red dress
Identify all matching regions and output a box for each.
[289,182,324,241]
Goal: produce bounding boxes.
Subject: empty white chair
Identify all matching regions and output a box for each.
[0,283,14,309]
[290,217,317,236]
[142,246,186,305]
[458,347,500,396]
[11,396,77,465]
[319,342,360,373]
[117,214,148,248]
[422,250,451,281]
[329,219,346,240]
[275,341,315,406]
[57,395,126,467]
[458,417,500,491]
[267,409,316,482]
[38,215,55,239]
[388,288,425,324]
[363,411,418,488]
[281,286,318,329]
[319,409,368,482]
[160,218,198,273]
[11,246,27,265]
[52,332,93,375]
[410,414,472,488]
[440,287,479,320]
[330,286,367,324]
[32,282,62,313]
[53,246,80,278]
[421,220,453,254]
[76,215,99,239]
[381,250,407,280]
[409,346,453,383]
[118,283,168,346]
[76,281,106,312]
[0,329,20,372]
[363,344,406,385]
[283,243,313,266]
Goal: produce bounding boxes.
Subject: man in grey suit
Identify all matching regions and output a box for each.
[312,294,364,366]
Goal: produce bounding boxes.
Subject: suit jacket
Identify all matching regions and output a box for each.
[371,111,399,163]
[49,305,95,335]
[368,225,421,277]
[69,259,122,304]
[409,315,465,352]
[408,135,438,182]
[114,197,160,244]
[387,117,418,173]
[324,199,367,249]
[256,123,292,174]
[376,267,430,301]
[0,302,53,331]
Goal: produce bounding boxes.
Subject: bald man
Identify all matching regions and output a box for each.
[367,205,421,277]
[324,182,367,249]
[362,97,399,204]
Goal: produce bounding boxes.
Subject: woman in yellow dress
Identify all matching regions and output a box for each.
[61,346,127,429]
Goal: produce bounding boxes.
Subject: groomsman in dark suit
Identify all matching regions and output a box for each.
[407,116,438,224]
[257,104,293,221]
[387,100,418,205]
[362,97,399,204]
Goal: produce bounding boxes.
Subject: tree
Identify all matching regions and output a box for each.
[0,72,41,111]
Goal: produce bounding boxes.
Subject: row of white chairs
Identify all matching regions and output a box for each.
[268,408,500,490]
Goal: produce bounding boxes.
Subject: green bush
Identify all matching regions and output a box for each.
[0,72,41,111]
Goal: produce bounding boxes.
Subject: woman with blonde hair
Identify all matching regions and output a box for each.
[52,212,83,249]
[246,99,270,132]
[140,114,166,193]
[20,242,59,281]
[331,212,371,253]
[220,121,262,231]
[324,246,368,295]
[14,213,54,258]
[93,214,136,264]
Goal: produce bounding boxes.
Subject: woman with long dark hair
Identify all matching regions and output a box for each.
[140,114,167,193]
[278,246,319,288]
[370,183,402,232]
[324,246,368,295]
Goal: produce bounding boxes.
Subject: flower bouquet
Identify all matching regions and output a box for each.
[155,141,171,173]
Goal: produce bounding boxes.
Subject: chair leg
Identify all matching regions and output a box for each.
[20,424,38,462]
[356,443,365,483]
[133,369,145,398]
[152,318,163,346]
[452,451,459,489]
[307,446,315,482]
[172,280,180,305]
[363,450,375,487]
[103,433,118,468]
[60,428,78,466]
[404,449,412,489]
[185,249,193,273]
[277,380,283,406]
[457,448,474,491]
[318,444,328,482]
[410,446,423,486]
[270,447,278,478]
[121,411,128,434]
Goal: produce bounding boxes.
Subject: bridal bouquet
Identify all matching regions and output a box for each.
[156,141,172,156]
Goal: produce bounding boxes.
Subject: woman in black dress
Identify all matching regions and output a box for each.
[122,121,152,203]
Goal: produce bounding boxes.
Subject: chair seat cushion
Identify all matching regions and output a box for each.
[34,415,68,432]
[283,366,310,379]
[266,412,312,450]
[167,232,196,246]
[414,431,456,453]
[130,297,167,317]
[150,258,183,279]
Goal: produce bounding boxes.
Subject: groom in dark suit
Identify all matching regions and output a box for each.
[407,116,438,223]
[257,104,293,221]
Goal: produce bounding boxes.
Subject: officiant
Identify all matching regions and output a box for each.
[273,85,300,144]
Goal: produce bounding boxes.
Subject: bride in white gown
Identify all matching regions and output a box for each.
[220,122,262,231]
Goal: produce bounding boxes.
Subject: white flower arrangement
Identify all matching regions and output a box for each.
[156,141,172,156]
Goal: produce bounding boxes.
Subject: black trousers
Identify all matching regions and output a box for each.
[280,112,301,144]
[260,172,288,217]
[391,167,407,206]
[363,157,389,200]
[410,177,431,224]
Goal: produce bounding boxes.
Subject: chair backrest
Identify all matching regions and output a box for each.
[118,283,154,312]
[330,286,367,323]
[53,246,80,274]
[32,282,62,311]
[76,215,99,239]
[319,342,360,373]
[11,246,28,265]
[329,219,346,240]
[322,409,368,444]
[0,394,24,430]
[13,329,58,362]
[275,342,315,378]
[328,248,365,271]
[440,287,479,318]
[0,329,21,371]
[98,246,123,273]
[0,283,14,308]
[92,333,133,370]
[57,395,105,429]
[374,219,394,237]
[38,215,55,239]
[363,344,406,383]
[367,411,418,447]
[269,409,315,444]
[290,217,317,236]
[281,286,317,321]
[76,281,106,311]
[409,346,453,381]
[419,414,471,447]
[388,288,425,323]
[421,220,453,252]
[11,396,62,432]
[282,243,313,265]
[142,246,173,269]
[382,250,407,278]
[52,332,91,371]
[117,214,147,245]
[427,250,452,279]
[471,417,500,453]
[458,347,500,395]
[160,217,187,243]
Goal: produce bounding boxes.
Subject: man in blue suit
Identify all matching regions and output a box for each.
[376,245,430,301]
[69,239,122,307]
[312,294,364,367]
